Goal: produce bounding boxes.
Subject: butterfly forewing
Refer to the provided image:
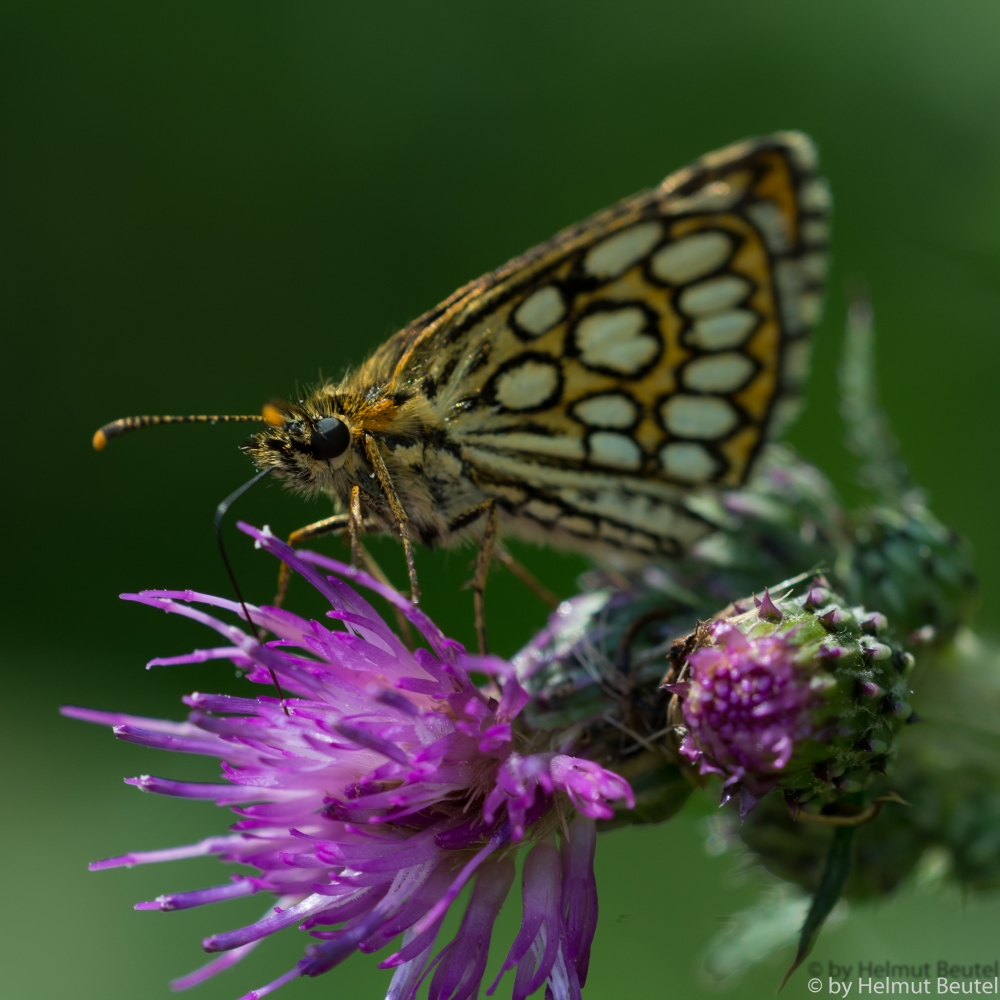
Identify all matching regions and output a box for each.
[365,133,830,562]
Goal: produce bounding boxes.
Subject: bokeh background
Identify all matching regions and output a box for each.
[4,2,1000,997]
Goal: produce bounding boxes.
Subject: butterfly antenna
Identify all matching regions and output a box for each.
[214,467,289,715]
[92,413,268,450]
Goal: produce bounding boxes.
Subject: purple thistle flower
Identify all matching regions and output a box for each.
[670,620,818,814]
[61,523,633,1000]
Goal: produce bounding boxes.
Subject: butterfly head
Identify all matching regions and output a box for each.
[242,397,359,494]
[242,385,428,500]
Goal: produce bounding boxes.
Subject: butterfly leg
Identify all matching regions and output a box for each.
[494,544,560,608]
[348,484,363,568]
[345,483,415,645]
[474,504,500,655]
[272,510,416,648]
[449,499,500,655]
[273,513,352,607]
[363,432,420,604]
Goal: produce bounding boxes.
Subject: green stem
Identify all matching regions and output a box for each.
[838,295,910,504]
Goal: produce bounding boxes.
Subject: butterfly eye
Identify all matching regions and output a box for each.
[311,417,351,461]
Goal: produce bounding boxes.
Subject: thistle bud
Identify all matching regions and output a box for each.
[847,498,977,645]
[735,628,1000,907]
[665,582,911,817]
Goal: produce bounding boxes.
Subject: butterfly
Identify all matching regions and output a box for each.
[95,132,829,652]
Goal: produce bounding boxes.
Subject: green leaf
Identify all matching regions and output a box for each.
[779,825,855,992]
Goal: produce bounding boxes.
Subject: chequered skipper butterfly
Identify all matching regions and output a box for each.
[95,132,829,652]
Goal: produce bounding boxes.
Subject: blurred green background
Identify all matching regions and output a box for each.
[4,2,1000,998]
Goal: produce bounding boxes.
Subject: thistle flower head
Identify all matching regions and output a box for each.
[677,618,817,786]
[666,581,913,817]
[62,524,632,1000]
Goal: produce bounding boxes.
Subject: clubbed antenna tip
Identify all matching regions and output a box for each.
[91,413,266,450]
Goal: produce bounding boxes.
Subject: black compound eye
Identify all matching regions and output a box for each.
[310,417,351,461]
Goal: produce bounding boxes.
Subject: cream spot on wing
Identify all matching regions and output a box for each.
[470,432,585,460]
[745,199,791,253]
[801,219,829,246]
[661,395,739,439]
[775,259,804,296]
[702,139,756,168]
[598,520,630,545]
[682,352,755,393]
[588,432,642,470]
[574,307,659,375]
[775,261,808,334]
[572,393,638,429]
[627,532,658,552]
[490,483,528,504]
[649,230,732,284]
[660,442,719,483]
[782,339,811,388]
[688,309,758,351]
[494,358,560,410]
[768,396,803,436]
[668,177,746,214]
[799,292,823,325]
[799,178,832,213]
[514,285,565,336]
[523,499,561,523]
[558,515,597,537]
[678,275,750,316]
[800,251,827,282]
[583,221,662,278]
[774,131,819,171]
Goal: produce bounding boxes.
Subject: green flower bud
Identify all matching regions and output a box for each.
[665,582,911,817]
[844,496,978,645]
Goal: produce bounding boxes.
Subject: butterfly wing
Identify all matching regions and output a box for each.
[377,133,829,559]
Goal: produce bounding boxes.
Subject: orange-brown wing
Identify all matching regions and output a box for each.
[381,132,829,491]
